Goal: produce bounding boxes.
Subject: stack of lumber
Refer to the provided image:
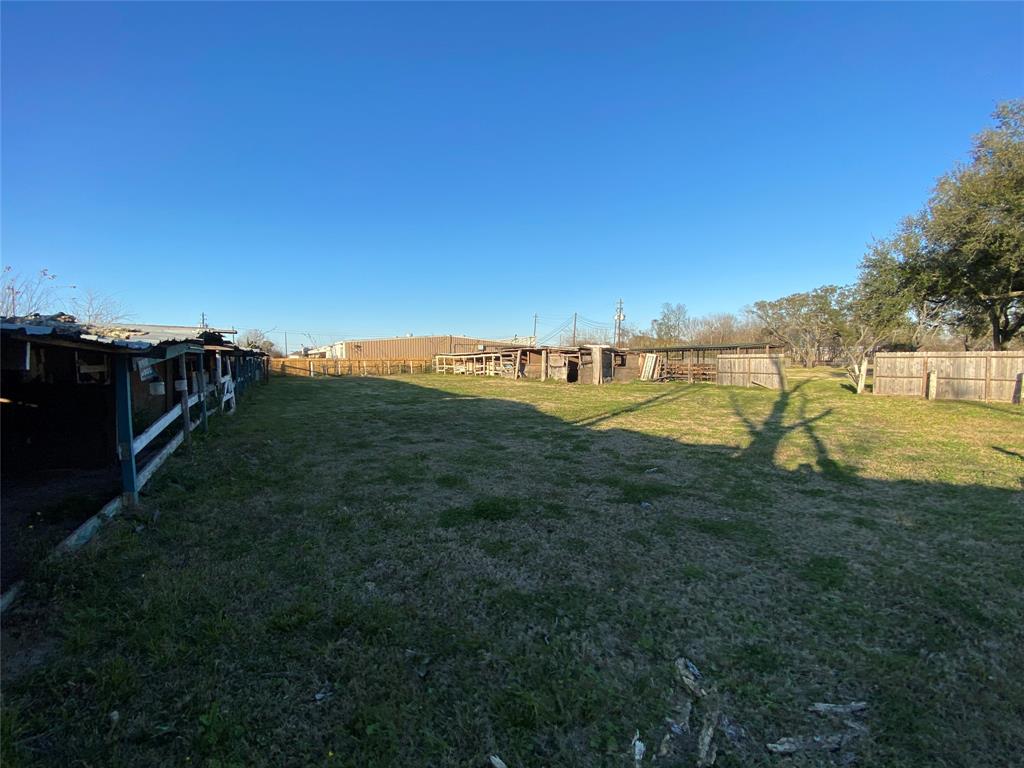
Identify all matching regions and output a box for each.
[663,362,717,383]
[639,353,663,381]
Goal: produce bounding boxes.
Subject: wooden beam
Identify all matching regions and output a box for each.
[57,496,123,554]
[136,429,185,489]
[132,406,180,456]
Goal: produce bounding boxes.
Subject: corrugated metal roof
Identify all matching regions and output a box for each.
[1,314,236,351]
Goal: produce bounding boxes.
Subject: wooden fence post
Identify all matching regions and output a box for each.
[984,355,991,401]
[177,354,192,453]
[213,352,223,412]
[926,370,937,400]
[197,353,209,432]
[114,356,139,507]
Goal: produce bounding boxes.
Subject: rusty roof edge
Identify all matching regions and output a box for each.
[1,314,240,342]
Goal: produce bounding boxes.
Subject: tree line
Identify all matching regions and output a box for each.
[0,266,129,325]
[626,100,1023,392]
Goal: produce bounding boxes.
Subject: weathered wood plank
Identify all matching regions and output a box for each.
[874,351,1024,402]
[132,406,181,456]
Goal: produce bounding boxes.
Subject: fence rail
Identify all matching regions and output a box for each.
[873,351,1024,402]
[270,358,434,377]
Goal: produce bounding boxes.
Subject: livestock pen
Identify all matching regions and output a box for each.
[0,314,267,603]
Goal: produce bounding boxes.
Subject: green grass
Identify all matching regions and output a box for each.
[795,555,849,590]
[2,369,1023,767]
[439,496,524,526]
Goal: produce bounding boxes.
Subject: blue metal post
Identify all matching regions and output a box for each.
[114,355,139,506]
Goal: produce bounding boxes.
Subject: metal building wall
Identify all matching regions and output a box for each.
[332,335,508,359]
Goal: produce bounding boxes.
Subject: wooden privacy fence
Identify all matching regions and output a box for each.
[270,358,433,377]
[717,354,787,390]
[873,351,1024,402]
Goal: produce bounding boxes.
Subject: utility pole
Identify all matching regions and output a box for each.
[532,313,538,345]
[284,331,288,357]
[571,312,577,347]
[614,299,625,347]
[200,311,207,329]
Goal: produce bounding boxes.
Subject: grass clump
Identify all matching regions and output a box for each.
[439,496,523,526]
[601,477,677,503]
[796,555,849,590]
[685,517,773,548]
[435,473,469,489]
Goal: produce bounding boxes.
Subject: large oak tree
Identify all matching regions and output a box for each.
[899,100,1024,349]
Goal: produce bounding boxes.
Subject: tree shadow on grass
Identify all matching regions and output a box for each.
[992,446,1024,462]
[571,386,698,428]
[725,380,865,483]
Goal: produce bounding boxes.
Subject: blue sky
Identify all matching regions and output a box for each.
[3,2,1021,347]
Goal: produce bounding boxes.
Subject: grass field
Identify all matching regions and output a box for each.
[2,370,1022,767]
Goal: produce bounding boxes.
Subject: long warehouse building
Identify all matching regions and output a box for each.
[307,334,529,360]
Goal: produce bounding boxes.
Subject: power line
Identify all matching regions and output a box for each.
[538,323,570,344]
[538,317,572,345]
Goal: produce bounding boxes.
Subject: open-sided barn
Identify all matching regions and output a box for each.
[1,314,267,596]
[434,345,639,384]
[435,342,787,389]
